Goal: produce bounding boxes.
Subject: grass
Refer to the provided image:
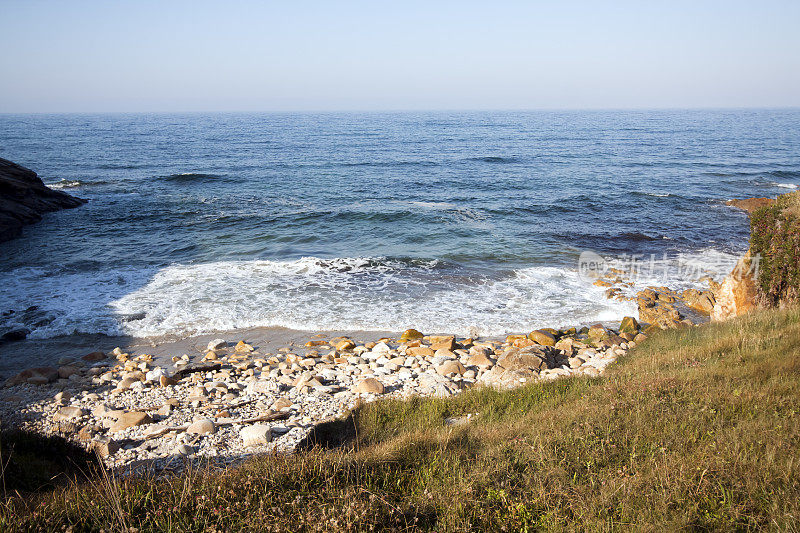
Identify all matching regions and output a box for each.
[2,306,800,531]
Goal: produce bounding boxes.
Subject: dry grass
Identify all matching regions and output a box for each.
[1,306,799,531]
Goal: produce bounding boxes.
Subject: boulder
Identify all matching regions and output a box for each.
[399,329,424,342]
[437,360,467,376]
[235,341,254,353]
[496,347,548,373]
[110,411,152,432]
[58,365,80,379]
[6,366,58,386]
[527,329,556,346]
[429,336,456,351]
[682,289,716,315]
[82,351,106,362]
[335,339,356,351]
[406,346,435,358]
[91,438,120,457]
[587,324,609,341]
[207,339,227,351]
[186,418,216,435]
[0,158,86,243]
[619,316,639,335]
[53,406,87,422]
[354,378,385,394]
[1,328,29,342]
[466,351,494,368]
[240,424,272,446]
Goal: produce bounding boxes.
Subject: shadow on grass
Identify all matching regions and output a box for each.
[296,410,359,451]
[0,429,100,495]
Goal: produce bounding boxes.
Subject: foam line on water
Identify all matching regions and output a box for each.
[1,257,638,339]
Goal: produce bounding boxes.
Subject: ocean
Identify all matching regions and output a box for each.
[1,110,799,341]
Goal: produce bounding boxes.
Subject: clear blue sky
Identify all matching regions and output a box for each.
[1,0,799,112]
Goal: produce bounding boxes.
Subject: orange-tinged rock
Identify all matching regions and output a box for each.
[711,251,759,321]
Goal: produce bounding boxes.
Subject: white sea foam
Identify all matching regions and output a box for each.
[1,250,741,340]
[47,179,83,189]
[0,256,640,339]
[772,182,798,189]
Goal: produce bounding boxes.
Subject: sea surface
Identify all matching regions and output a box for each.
[1,110,799,340]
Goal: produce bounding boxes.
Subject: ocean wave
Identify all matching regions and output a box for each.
[469,156,519,164]
[0,256,638,339]
[773,182,798,189]
[46,179,83,189]
[162,172,230,183]
[632,191,671,198]
[46,178,111,189]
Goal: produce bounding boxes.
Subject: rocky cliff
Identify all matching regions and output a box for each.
[0,158,86,242]
[712,190,800,321]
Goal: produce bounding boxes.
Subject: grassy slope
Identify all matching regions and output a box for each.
[2,307,799,531]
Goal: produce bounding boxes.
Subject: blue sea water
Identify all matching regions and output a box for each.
[1,110,799,339]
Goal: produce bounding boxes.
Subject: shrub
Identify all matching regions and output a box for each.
[749,191,800,306]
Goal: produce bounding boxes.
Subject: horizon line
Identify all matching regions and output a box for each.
[1,105,799,116]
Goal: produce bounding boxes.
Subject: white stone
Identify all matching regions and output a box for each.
[240,424,272,446]
[207,339,227,351]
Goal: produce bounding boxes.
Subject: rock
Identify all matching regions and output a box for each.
[235,341,254,353]
[527,329,556,346]
[639,304,682,328]
[175,444,195,456]
[6,366,58,386]
[0,158,86,243]
[207,339,227,351]
[240,424,272,446]
[711,251,759,321]
[619,316,639,335]
[466,351,494,368]
[116,377,141,390]
[437,360,467,376]
[406,346,435,358]
[399,328,424,342]
[429,337,456,351]
[91,438,120,457]
[159,375,177,387]
[145,368,167,382]
[110,411,153,432]
[82,351,106,362]
[512,337,538,348]
[554,337,576,354]
[53,406,87,421]
[496,348,548,373]
[247,380,280,394]
[682,289,716,315]
[186,418,216,435]
[272,398,293,410]
[371,341,391,353]
[354,378,385,394]
[335,339,356,351]
[58,365,80,379]
[587,324,609,341]
[725,197,774,214]
[1,328,29,342]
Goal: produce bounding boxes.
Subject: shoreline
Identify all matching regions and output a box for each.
[0,318,640,474]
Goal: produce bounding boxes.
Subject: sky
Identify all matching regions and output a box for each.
[1,0,799,113]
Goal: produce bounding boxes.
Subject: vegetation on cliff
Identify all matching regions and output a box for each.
[2,305,799,531]
[750,191,800,306]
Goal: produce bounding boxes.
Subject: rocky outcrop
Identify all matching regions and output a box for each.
[726,197,775,214]
[711,250,759,321]
[0,158,85,242]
